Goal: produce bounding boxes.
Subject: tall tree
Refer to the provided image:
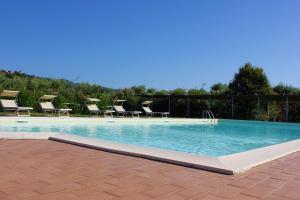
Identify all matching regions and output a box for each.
[228,63,271,120]
[229,63,271,95]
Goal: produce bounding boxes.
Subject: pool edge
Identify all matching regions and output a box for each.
[49,133,234,175]
[49,133,300,175]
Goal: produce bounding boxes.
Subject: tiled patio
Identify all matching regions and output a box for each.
[0,140,300,200]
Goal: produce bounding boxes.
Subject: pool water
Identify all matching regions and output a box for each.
[1,120,300,157]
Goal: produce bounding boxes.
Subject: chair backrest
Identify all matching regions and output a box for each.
[0,90,19,98]
[87,104,99,112]
[40,102,55,110]
[0,99,18,109]
[39,95,56,102]
[114,105,126,112]
[142,106,152,114]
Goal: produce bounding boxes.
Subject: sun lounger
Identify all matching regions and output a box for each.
[142,101,169,118]
[113,100,142,118]
[39,95,72,117]
[0,90,33,116]
[85,98,115,117]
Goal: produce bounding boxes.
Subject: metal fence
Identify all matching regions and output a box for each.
[136,94,300,122]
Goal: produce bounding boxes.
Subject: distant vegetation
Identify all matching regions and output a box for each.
[1,63,300,122]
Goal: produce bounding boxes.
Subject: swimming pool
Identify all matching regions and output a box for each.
[1,119,300,156]
[1,117,300,174]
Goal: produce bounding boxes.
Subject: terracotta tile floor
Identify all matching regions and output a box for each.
[0,140,300,200]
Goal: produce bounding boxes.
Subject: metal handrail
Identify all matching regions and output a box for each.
[202,110,216,123]
[202,110,214,118]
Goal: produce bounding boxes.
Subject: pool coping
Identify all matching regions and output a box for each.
[1,117,300,174]
[48,133,300,175]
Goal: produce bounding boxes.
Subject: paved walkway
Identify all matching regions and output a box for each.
[0,140,300,200]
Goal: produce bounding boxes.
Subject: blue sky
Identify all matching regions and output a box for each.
[1,0,300,90]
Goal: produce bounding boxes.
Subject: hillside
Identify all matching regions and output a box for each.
[0,69,117,113]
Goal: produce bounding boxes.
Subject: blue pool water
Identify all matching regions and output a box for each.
[1,120,300,157]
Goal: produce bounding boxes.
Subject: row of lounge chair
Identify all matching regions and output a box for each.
[86,98,169,118]
[0,90,72,117]
[0,90,170,118]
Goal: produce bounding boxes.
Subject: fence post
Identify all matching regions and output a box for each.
[208,95,211,111]
[285,96,289,122]
[151,96,154,110]
[257,96,260,111]
[256,95,260,120]
[168,94,171,114]
[187,94,190,117]
[267,101,269,120]
[231,96,234,119]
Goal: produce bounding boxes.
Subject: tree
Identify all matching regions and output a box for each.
[172,88,186,95]
[210,83,228,94]
[273,83,300,95]
[228,63,272,120]
[229,63,271,95]
[146,88,156,95]
[131,85,146,95]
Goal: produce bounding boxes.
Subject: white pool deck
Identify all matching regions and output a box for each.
[1,116,300,175]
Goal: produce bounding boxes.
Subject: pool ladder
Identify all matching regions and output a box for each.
[202,110,216,124]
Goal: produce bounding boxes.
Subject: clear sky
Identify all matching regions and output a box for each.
[0,0,300,90]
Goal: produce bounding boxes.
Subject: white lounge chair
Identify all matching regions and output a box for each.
[0,90,33,116]
[142,101,169,118]
[113,100,142,118]
[85,98,114,117]
[39,95,72,117]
